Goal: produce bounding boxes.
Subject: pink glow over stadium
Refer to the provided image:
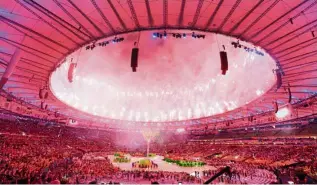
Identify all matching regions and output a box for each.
[50,31,276,122]
[1,0,317,184]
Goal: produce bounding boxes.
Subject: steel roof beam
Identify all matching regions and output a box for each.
[238,0,280,38]
[91,0,116,34]
[4,86,38,91]
[53,0,94,39]
[283,60,317,71]
[276,41,317,59]
[0,15,70,51]
[19,59,52,70]
[255,0,317,45]
[282,84,317,88]
[107,0,128,31]
[249,0,310,40]
[0,36,59,59]
[0,19,66,55]
[178,0,186,26]
[145,0,154,27]
[0,42,56,69]
[15,66,49,77]
[7,79,41,87]
[204,0,224,30]
[280,49,317,63]
[272,37,317,55]
[163,0,168,28]
[264,20,317,48]
[217,0,242,32]
[283,70,317,79]
[9,92,38,95]
[67,0,105,36]
[15,0,80,46]
[268,23,317,51]
[191,0,204,28]
[24,0,89,42]
[127,0,141,29]
[282,53,317,67]
[228,0,264,35]
[284,77,317,84]
[0,39,56,65]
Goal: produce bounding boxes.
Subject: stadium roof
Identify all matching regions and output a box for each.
[0,0,317,130]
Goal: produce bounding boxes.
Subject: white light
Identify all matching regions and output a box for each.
[256,89,263,96]
[275,107,290,119]
[73,102,78,107]
[50,31,277,122]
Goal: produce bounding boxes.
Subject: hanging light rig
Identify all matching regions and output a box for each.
[85,37,124,50]
[152,31,205,39]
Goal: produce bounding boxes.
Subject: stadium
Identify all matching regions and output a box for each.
[0,0,317,184]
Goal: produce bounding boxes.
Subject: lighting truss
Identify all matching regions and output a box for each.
[152,31,205,39]
[231,41,264,56]
[85,37,125,50]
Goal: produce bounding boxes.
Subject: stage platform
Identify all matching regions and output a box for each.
[108,155,216,174]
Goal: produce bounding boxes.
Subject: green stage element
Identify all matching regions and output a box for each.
[163,158,205,167]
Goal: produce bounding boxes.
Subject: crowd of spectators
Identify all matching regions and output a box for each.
[0,118,316,184]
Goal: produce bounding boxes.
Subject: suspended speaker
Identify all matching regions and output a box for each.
[45,104,48,110]
[44,91,48,99]
[39,89,43,99]
[287,85,292,103]
[41,101,44,109]
[68,63,76,82]
[131,48,139,72]
[276,71,282,90]
[220,51,228,75]
[274,101,278,113]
